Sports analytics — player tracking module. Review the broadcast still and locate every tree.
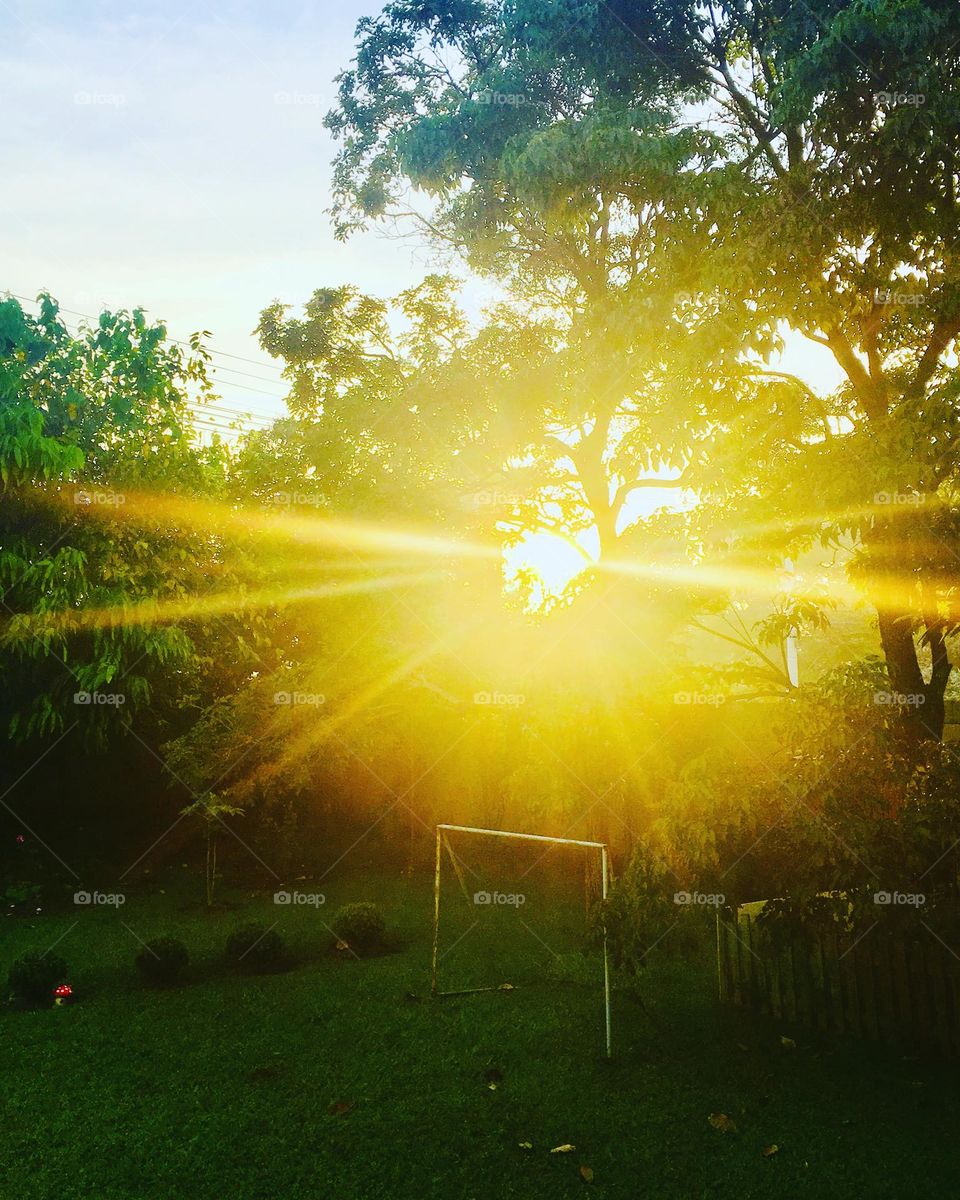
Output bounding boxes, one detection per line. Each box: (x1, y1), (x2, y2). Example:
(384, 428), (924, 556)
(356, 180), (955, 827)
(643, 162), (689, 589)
(328, 0), (960, 737)
(0, 295), (261, 745)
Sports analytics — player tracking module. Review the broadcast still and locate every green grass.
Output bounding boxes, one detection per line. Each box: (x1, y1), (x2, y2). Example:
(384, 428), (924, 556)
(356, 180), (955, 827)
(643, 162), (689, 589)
(2, 872), (959, 1199)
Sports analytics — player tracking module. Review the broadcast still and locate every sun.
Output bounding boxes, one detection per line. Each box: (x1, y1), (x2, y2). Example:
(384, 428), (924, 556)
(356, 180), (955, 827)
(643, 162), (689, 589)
(504, 531), (594, 605)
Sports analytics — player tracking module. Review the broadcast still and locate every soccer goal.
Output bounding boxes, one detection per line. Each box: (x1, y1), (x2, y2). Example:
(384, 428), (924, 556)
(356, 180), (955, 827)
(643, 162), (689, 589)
(430, 823), (612, 1058)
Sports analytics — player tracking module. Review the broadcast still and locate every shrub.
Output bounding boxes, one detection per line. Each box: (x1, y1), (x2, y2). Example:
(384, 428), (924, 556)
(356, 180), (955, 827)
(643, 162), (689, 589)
(332, 902), (386, 953)
(225, 923), (286, 973)
(135, 936), (189, 986)
(8, 951), (68, 1007)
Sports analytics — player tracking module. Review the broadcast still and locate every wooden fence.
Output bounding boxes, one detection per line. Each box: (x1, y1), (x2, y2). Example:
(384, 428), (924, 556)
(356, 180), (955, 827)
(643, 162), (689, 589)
(716, 902), (960, 1058)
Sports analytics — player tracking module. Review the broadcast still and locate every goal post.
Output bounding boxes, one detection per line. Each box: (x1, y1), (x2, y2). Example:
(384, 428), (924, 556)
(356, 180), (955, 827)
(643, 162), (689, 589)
(430, 823), (612, 1059)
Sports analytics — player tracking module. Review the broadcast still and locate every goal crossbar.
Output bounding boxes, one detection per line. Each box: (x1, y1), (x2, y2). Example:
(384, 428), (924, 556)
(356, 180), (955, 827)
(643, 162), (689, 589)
(437, 822), (606, 850)
(431, 823), (612, 1058)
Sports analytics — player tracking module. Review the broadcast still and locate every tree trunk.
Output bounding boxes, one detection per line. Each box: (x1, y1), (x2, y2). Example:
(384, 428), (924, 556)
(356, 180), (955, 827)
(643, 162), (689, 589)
(876, 607), (950, 741)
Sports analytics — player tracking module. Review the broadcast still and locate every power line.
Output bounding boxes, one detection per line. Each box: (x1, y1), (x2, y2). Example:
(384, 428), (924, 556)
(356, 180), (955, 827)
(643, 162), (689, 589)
(4, 290), (287, 377)
(5, 290), (290, 423)
(206, 375), (287, 401)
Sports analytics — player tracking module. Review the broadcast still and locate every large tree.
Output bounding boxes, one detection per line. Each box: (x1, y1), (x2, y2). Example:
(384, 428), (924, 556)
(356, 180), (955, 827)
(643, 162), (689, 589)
(327, 0), (960, 737)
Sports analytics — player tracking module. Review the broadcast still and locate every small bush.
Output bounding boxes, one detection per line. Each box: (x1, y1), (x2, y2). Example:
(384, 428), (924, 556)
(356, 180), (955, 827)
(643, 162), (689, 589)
(135, 936), (189, 986)
(8, 951), (68, 1007)
(332, 902), (386, 953)
(225, 923), (286, 973)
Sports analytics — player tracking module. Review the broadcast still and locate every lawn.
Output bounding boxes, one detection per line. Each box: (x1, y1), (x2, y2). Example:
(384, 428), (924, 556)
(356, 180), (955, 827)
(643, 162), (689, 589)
(2, 872), (959, 1200)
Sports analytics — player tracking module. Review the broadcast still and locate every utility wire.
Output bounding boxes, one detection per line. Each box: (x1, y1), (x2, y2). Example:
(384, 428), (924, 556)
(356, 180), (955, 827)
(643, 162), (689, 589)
(5, 290), (288, 427)
(4, 290), (287, 378)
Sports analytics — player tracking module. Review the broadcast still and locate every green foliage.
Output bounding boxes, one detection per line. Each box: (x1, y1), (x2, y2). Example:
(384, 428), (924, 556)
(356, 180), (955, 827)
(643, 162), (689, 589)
(328, 0), (960, 734)
(0, 294), (256, 748)
(594, 851), (689, 974)
(135, 936), (190, 986)
(8, 950), (68, 1006)
(331, 901), (387, 952)
(225, 923), (287, 973)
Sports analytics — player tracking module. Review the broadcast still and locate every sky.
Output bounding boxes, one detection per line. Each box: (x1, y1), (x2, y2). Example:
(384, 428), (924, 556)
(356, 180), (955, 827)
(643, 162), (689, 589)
(2, 0), (845, 578)
(1, 0), (433, 429)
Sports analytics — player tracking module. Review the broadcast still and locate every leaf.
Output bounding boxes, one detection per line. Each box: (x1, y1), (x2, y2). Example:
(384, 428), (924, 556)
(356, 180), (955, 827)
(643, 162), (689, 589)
(780, 1036), (796, 1049)
(498, 982), (515, 990)
(708, 1113), (737, 1133)
(762, 1144), (779, 1157)
(580, 1165), (594, 1182)
(551, 1144), (576, 1154)
(518, 1141), (533, 1152)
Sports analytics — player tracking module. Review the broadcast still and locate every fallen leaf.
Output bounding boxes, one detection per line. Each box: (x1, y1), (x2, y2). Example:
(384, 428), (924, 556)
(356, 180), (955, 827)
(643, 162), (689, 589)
(518, 1142), (533, 1152)
(498, 982), (515, 991)
(708, 1113), (738, 1133)
(780, 1036), (796, 1049)
(762, 1144), (779, 1157)
(335, 939), (350, 952)
(550, 1144), (576, 1154)
(487, 1082), (499, 1091)
(580, 1165), (594, 1183)
(328, 1100), (354, 1116)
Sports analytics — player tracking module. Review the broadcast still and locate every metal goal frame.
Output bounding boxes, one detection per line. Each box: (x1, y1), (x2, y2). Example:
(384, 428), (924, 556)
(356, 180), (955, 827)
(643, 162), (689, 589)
(430, 822), (612, 1058)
